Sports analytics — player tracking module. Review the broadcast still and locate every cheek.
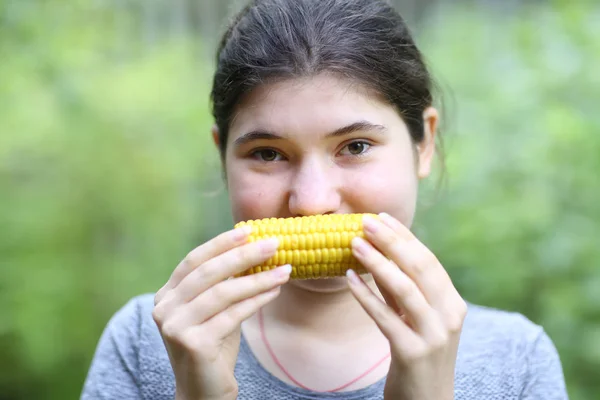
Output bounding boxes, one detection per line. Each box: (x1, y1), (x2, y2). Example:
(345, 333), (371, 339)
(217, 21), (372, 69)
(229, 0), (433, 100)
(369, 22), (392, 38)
(227, 167), (287, 223)
(344, 154), (419, 226)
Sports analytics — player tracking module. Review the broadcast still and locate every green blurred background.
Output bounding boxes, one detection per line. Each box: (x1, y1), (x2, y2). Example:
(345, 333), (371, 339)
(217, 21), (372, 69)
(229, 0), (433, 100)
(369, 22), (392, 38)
(1, 0), (598, 399)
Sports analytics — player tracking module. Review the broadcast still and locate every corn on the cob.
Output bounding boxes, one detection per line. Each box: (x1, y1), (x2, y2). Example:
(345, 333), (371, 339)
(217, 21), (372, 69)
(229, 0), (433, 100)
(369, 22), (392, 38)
(234, 213), (376, 279)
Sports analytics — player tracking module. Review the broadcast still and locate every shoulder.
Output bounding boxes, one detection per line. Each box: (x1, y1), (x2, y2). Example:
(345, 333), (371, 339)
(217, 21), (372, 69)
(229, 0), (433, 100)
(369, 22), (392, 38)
(460, 301), (550, 360)
(104, 293), (176, 396)
(455, 302), (567, 399)
(108, 292), (164, 350)
(463, 301), (544, 341)
(104, 293), (157, 340)
(117, 292), (156, 318)
(95, 293), (163, 365)
(82, 293), (171, 399)
(109, 293), (154, 324)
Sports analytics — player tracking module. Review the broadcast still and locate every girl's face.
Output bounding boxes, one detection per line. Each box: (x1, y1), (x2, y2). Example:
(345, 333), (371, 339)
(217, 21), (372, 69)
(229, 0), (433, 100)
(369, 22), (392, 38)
(215, 73), (437, 289)
(220, 73), (436, 225)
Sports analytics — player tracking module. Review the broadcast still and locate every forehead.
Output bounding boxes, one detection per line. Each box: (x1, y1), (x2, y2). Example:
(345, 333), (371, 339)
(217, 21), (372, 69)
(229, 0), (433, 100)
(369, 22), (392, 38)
(228, 73), (400, 139)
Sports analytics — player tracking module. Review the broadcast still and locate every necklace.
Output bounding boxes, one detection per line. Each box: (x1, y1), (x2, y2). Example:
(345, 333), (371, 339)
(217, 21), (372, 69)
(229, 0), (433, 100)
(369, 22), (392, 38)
(257, 307), (391, 393)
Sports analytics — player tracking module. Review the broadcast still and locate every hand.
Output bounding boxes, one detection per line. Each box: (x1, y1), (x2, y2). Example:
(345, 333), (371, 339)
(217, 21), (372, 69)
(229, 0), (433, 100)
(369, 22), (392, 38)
(347, 213), (467, 400)
(152, 226), (292, 400)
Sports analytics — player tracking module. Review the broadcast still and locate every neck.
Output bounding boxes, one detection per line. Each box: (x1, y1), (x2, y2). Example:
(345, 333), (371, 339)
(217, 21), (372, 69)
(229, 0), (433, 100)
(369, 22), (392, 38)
(244, 274), (392, 393)
(264, 274), (384, 341)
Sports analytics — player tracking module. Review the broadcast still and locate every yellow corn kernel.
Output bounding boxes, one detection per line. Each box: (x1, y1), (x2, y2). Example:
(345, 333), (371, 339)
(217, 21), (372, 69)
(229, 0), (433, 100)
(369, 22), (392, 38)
(234, 213), (377, 279)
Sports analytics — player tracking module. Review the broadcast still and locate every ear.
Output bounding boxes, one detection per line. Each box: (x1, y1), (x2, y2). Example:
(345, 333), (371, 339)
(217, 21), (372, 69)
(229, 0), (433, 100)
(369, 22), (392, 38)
(212, 124), (228, 182)
(212, 124), (220, 150)
(417, 106), (438, 179)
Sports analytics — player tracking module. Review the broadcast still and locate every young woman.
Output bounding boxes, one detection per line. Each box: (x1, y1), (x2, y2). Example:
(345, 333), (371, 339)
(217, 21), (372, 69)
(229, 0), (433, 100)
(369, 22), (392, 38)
(81, 0), (568, 399)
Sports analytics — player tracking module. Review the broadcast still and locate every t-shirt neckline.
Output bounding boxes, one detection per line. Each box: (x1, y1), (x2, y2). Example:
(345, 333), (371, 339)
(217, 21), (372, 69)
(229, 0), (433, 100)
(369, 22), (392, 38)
(238, 330), (387, 399)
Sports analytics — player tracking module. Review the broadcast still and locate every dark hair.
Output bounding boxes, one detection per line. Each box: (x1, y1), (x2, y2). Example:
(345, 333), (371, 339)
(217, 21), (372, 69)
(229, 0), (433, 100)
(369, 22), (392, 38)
(210, 0), (440, 164)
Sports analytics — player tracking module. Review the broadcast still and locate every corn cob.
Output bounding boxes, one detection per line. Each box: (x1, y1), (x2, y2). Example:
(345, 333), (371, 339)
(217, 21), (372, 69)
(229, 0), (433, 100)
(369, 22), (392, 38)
(234, 213), (376, 279)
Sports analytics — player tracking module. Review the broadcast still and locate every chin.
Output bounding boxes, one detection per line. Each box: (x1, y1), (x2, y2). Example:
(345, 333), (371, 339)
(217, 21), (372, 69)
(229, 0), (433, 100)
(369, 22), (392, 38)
(288, 273), (372, 294)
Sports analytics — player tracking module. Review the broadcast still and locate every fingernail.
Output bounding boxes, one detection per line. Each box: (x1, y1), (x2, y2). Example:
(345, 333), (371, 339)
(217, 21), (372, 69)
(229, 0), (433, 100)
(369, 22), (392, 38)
(352, 236), (368, 257)
(233, 225), (252, 241)
(346, 268), (360, 285)
(362, 215), (378, 234)
(379, 212), (392, 221)
(260, 237), (279, 254)
(378, 212), (396, 229)
(273, 264), (292, 278)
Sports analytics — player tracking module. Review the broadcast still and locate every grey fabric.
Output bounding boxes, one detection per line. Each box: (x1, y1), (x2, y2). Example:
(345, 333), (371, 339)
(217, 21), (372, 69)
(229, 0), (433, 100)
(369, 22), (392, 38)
(81, 294), (569, 399)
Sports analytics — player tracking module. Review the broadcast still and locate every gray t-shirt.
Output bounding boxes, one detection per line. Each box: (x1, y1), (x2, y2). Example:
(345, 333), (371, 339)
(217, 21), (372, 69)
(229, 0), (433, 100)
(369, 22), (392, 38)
(80, 294), (568, 399)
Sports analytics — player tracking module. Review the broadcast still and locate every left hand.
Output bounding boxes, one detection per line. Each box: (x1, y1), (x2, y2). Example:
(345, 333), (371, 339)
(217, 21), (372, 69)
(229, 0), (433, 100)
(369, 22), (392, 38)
(346, 213), (467, 400)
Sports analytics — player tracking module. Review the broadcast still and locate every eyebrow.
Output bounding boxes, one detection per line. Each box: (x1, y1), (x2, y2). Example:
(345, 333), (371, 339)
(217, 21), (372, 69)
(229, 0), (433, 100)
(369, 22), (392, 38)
(233, 121), (387, 147)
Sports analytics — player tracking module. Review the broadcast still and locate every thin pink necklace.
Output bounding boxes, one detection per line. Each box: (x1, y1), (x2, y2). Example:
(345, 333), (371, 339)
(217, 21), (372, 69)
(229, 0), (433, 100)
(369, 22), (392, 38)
(257, 307), (391, 393)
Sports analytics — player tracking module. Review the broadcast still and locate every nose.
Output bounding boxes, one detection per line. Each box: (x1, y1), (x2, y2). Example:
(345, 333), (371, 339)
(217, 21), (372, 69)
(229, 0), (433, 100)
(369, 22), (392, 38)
(288, 157), (341, 217)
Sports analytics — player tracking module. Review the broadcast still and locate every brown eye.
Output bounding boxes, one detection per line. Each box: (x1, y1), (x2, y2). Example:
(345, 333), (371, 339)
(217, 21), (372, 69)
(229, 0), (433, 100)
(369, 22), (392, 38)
(256, 149), (281, 161)
(344, 141), (370, 156)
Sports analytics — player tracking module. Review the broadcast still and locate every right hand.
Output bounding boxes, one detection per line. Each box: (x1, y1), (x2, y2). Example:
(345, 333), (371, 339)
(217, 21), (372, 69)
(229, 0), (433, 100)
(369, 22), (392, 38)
(152, 226), (291, 400)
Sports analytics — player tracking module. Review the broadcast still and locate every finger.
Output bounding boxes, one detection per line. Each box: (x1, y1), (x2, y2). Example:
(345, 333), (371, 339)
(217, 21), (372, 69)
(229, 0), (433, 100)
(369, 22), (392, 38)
(197, 285), (283, 339)
(346, 269), (420, 351)
(168, 237), (280, 304)
(352, 236), (441, 338)
(377, 283), (403, 315)
(164, 265), (291, 330)
(365, 215), (467, 332)
(375, 284), (416, 329)
(362, 215), (449, 308)
(155, 225), (253, 304)
(377, 212), (415, 241)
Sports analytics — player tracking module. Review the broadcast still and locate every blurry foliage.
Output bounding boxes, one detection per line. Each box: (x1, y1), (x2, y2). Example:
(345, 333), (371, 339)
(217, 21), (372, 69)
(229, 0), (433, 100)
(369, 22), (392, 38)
(415, 2), (600, 399)
(1, 2), (226, 399)
(0, 0), (598, 399)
